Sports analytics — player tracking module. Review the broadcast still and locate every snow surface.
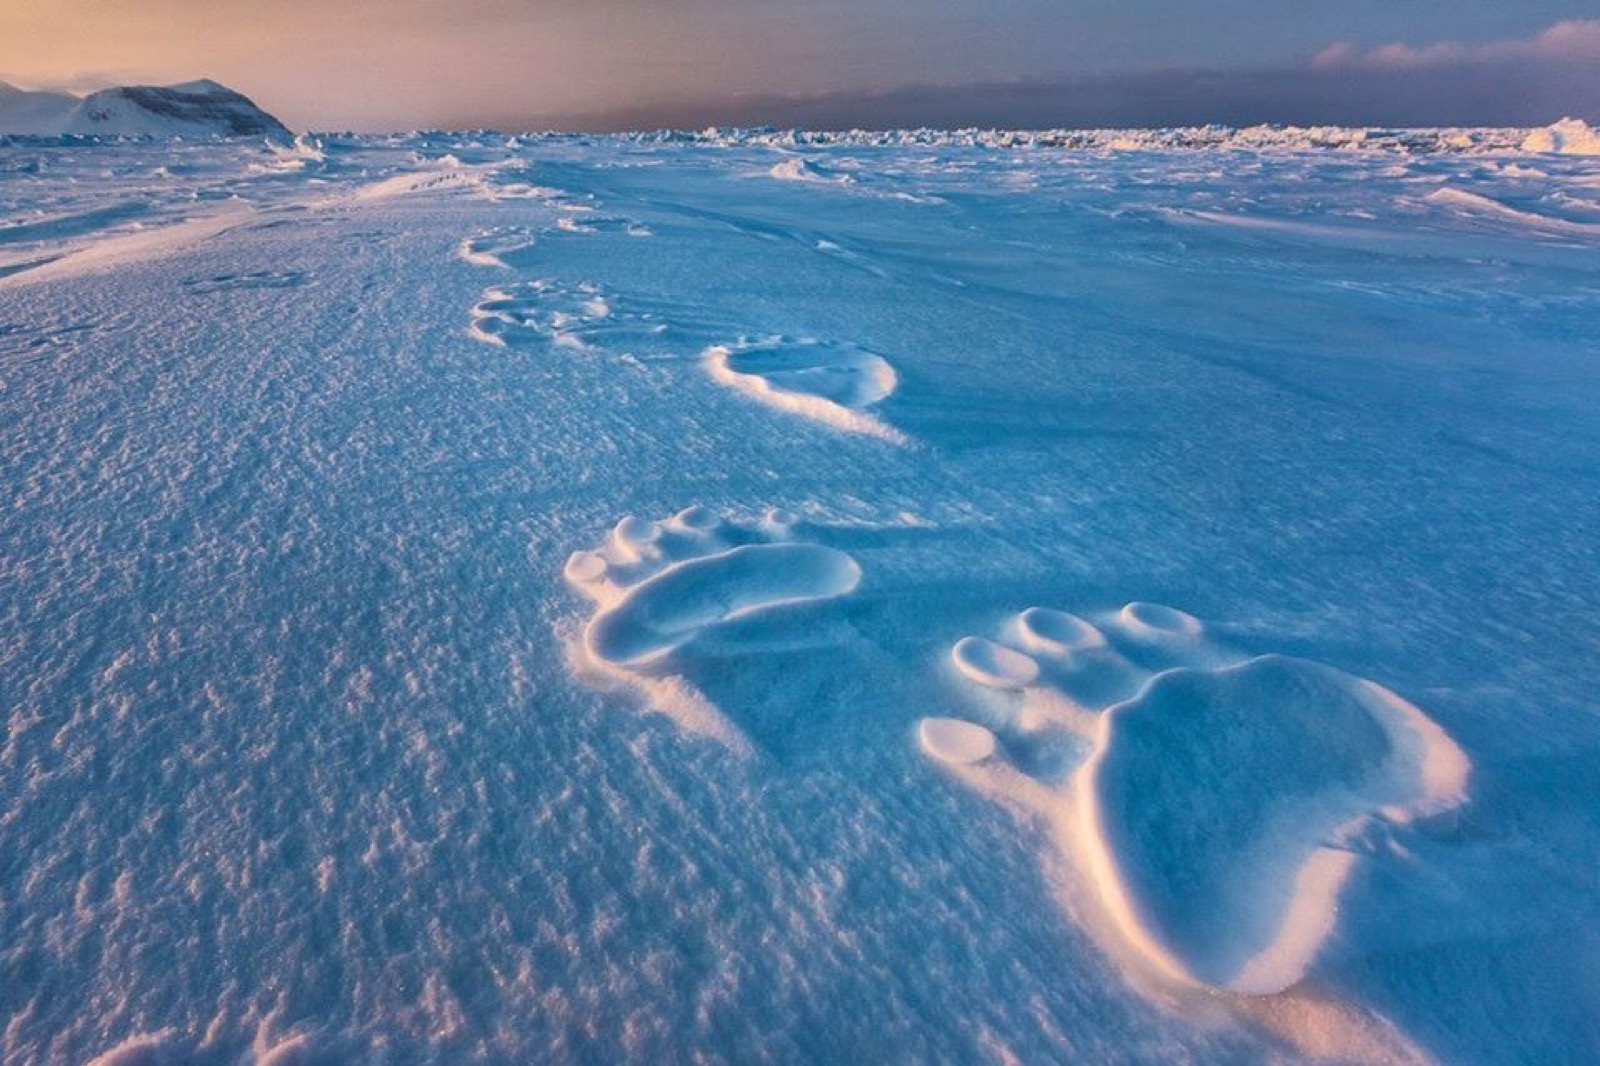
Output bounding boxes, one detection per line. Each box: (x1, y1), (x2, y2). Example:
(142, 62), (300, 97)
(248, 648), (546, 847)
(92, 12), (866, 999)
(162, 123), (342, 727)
(2, 127), (1599, 1065)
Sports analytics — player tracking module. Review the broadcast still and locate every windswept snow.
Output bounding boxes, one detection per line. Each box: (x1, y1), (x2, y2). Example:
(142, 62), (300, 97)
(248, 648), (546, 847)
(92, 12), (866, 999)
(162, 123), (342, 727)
(1426, 186), (1600, 235)
(2, 126), (1598, 1066)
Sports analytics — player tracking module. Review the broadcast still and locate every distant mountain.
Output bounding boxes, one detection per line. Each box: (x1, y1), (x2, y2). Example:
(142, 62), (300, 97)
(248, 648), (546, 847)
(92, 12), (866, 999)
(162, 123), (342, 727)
(0, 81), (78, 134)
(0, 79), (290, 139)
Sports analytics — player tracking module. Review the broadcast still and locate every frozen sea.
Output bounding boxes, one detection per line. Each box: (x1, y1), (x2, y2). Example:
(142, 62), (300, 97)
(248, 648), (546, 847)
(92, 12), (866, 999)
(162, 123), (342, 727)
(1, 126), (1598, 1065)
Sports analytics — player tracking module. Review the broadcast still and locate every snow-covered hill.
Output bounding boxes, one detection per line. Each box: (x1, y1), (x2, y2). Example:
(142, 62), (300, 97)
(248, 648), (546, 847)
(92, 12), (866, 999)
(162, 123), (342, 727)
(0, 78), (289, 139)
(0, 81), (77, 135)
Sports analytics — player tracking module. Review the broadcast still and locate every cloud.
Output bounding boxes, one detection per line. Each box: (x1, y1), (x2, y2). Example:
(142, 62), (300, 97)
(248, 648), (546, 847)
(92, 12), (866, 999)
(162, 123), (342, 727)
(1313, 19), (1600, 71)
(509, 20), (1600, 132)
(6, 10), (1598, 131)
(0, 70), (133, 95)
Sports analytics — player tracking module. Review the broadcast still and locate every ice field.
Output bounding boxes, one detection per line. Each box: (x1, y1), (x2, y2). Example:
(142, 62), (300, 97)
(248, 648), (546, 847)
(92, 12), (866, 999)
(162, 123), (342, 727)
(2, 125), (1598, 1064)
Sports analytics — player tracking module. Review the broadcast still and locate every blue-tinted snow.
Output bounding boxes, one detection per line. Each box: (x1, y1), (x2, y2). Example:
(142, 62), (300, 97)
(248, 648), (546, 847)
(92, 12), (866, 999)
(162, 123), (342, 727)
(1, 126), (1597, 1065)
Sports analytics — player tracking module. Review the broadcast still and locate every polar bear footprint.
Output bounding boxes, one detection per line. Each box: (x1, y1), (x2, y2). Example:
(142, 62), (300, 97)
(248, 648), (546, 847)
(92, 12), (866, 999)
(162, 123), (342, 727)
(920, 603), (1471, 998)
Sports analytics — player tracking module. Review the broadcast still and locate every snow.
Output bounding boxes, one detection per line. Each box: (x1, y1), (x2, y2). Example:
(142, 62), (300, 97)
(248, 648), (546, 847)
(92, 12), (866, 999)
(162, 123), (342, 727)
(1083, 653), (1471, 995)
(768, 155), (854, 184)
(1521, 117), (1600, 156)
(918, 717), (998, 764)
(951, 636), (1042, 689)
(929, 604), (1474, 1000)
(79, 1030), (181, 1066)
(630, 123), (1537, 153)
(1426, 186), (1600, 235)
(2, 126), (1598, 1066)
(1014, 607), (1109, 655)
(573, 517), (862, 671)
(703, 337), (905, 443)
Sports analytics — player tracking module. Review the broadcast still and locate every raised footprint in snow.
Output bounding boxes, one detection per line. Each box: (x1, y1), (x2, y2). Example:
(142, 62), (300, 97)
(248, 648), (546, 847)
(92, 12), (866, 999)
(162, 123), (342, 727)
(468, 277), (905, 440)
(457, 226), (538, 269)
(703, 336), (905, 444)
(458, 210), (649, 269)
(470, 280), (616, 350)
(470, 280), (732, 355)
(563, 507), (861, 753)
(921, 603), (1471, 997)
(553, 212), (652, 237)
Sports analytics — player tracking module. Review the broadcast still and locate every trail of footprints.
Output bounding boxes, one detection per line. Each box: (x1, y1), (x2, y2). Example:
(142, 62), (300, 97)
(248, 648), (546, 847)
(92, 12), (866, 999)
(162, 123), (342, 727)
(560, 505), (1471, 1004)
(458, 209), (906, 441)
(456, 181), (650, 267)
(462, 203), (1472, 1015)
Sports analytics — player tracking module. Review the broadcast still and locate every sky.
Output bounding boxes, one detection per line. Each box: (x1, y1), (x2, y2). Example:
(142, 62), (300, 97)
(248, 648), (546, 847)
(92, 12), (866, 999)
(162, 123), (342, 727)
(1, 1), (1598, 130)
